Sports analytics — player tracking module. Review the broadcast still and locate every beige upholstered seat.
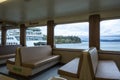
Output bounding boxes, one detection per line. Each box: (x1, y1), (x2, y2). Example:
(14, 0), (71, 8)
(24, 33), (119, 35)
(96, 61), (120, 80)
(0, 45), (21, 64)
(58, 58), (80, 78)
(0, 54), (15, 59)
(58, 47), (120, 80)
(7, 45), (60, 76)
(87, 47), (120, 80)
(58, 54), (83, 80)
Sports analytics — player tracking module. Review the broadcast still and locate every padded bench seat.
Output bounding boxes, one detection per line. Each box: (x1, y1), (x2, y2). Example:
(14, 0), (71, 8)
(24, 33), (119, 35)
(0, 45), (21, 64)
(0, 54), (15, 59)
(0, 54), (15, 65)
(58, 56), (83, 80)
(85, 47), (120, 80)
(58, 47), (120, 80)
(96, 61), (120, 80)
(7, 45), (60, 76)
(58, 58), (80, 78)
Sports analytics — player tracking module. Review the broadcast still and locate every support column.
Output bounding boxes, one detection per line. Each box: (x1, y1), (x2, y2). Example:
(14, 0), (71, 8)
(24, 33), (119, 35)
(47, 20), (55, 48)
(89, 14), (100, 50)
(1, 26), (7, 46)
(20, 24), (26, 46)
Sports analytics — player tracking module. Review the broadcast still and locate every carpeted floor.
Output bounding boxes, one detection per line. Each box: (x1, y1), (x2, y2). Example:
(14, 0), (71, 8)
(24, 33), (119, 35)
(0, 64), (63, 80)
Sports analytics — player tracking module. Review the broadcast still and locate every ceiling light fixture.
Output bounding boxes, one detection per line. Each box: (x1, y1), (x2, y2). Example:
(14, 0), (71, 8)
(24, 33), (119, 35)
(0, 0), (7, 3)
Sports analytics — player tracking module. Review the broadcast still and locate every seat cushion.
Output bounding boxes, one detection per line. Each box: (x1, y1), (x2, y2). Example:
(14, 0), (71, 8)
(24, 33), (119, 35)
(95, 60), (120, 80)
(88, 47), (98, 74)
(0, 54), (15, 59)
(58, 58), (80, 78)
(22, 55), (60, 68)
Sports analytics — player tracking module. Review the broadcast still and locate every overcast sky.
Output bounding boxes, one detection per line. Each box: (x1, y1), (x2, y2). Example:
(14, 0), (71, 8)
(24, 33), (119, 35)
(100, 19), (120, 36)
(40, 19), (120, 37)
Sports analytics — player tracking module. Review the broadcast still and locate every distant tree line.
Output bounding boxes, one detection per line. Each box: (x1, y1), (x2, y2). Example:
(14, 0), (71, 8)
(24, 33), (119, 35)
(54, 36), (81, 44)
(34, 35), (81, 46)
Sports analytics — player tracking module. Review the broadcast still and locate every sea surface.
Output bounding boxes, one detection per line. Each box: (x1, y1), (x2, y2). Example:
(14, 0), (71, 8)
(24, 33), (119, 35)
(55, 42), (120, 51)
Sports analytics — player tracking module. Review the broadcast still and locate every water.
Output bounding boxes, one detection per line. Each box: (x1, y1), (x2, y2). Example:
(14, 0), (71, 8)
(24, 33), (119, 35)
(55, 42), (89, 49)
(55, 42), (120, 51)
(1, 40), (119, 51)
(100, 42), (120, 51)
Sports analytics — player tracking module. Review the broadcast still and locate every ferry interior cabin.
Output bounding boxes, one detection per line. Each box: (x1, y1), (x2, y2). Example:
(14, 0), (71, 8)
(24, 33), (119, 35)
(0, 0), (120, 80)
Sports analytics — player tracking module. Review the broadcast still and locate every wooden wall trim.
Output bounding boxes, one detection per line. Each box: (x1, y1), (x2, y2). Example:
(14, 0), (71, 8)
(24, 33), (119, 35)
(47, 20), (55, 48)
(1, 26), (7, 46)
(20, 24), (26, 46)
(89, 14), (100, 50)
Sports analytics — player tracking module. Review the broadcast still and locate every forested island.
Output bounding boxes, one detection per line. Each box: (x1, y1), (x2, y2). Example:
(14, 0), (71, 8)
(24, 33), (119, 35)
(34, 36), (81, 46)
(54, 36), (81, 44)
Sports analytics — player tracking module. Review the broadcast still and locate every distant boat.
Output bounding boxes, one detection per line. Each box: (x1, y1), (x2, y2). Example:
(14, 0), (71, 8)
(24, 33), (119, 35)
(0, 36), (19, 45)
(26, 28), (47, 46)
(0, 28), (47, 46)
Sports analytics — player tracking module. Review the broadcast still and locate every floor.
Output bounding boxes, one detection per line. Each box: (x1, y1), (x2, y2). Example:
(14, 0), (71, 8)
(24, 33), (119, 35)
(0, 64), (63, 80)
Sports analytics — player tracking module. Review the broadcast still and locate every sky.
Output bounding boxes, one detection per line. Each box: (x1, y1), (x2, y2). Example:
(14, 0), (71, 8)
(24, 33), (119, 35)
(100, 19), (120, 36)
(39, 19), (120, 37)
(0, 19), (119, 37)
(40, 22), (89, 36)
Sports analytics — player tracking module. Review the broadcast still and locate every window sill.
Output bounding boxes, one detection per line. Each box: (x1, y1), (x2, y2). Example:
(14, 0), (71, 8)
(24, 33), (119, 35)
(98, 50), (120, 55)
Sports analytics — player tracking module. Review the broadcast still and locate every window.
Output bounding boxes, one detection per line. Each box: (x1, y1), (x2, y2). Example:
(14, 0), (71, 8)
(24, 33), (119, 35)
(100, 19), (120, 51)
(26, 26), (47, 46)
(54, 22), (89, 49)
(6, 29), (20, 45)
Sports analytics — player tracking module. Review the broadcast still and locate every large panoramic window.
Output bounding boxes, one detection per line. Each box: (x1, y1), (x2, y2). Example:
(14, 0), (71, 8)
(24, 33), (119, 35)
(54, 22), (89, 49)
(6, 29), (20, 45)
(26, 26), (47, 46)
(100, 19), (120, 51)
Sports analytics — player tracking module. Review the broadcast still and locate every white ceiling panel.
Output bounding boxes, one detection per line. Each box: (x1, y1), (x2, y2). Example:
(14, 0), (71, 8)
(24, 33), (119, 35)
(0, 0), (120, 23)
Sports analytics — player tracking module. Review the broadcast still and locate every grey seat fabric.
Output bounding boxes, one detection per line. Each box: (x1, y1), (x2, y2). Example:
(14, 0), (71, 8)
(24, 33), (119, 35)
(96, 61), (120, 80)
(88, 47), (120, 80)
(58, 57), (82, 78)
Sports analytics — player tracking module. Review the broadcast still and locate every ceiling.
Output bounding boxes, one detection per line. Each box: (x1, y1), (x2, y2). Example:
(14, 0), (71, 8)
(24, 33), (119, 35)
(0, 0), (120, 24)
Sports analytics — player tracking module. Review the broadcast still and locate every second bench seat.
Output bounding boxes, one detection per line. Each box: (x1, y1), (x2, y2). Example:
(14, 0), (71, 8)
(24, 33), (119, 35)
(58, 58), (80, 78)
(7, 45), (60, 76)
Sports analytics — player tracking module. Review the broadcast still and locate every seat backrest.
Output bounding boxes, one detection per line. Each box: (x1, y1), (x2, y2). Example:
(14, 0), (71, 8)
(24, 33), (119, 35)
(79, 47), (98, 80)
(20, 45), (52, 62)
(88, 47), (98, 75)
(80, 47), (98, 80)
(0, 45), (21, 55)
